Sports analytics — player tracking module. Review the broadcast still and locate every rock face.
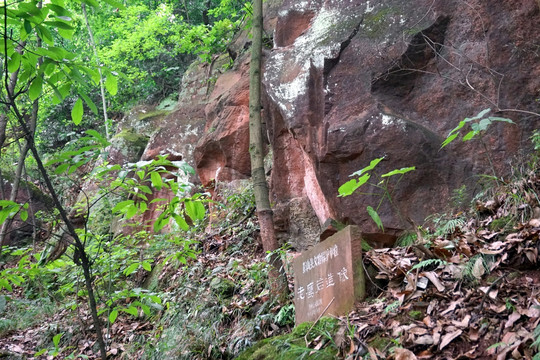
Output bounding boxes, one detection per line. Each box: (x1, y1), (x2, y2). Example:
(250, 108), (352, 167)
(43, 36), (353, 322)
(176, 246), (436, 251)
(194, 0), (539, 249)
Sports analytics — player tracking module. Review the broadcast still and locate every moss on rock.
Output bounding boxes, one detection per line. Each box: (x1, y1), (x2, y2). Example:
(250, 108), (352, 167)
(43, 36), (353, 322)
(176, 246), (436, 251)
(235, 317), (339, 360)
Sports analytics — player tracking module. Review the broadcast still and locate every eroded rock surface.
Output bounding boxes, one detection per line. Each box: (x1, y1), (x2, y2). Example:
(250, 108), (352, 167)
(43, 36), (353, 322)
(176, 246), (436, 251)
(194, 0), (539, 249)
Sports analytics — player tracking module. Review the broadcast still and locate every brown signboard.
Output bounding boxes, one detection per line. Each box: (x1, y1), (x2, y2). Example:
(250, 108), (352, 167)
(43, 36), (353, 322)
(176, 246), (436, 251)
(293, 226), (365, 324)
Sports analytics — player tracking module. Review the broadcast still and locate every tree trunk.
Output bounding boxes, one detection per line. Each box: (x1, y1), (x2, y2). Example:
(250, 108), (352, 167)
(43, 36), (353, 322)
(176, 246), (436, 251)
(248, 0), (289, 302)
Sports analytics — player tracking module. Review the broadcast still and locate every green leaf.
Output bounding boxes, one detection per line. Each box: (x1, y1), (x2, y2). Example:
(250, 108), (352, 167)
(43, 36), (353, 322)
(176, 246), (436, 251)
(141, 261), (152, 272)
(54, 162), (69, 174)
(44, 20), (73, 30)
(82, 0), (99, 7)
(112, 200), (134, 213)
(338, 173), (371, 197)
(172, 213), (189, 231)
(488, 116), (514, 124)
(109, 309), (118, 323)
(150, 172), (162, 189)
(150, 295), (162, 304)
(126, 204), (138, 219)
(138, 201), (147, 214)
(105, 75), (118, 96)
(381, 166), (416, 178)
(350, 157), (384, 177)
(185, 200), (205, 221)
(8, 52), (21, 73)
(102, 0), (126, 9)
(71, 98), (83, 125)
(28, 76), (43, 101)
(23, 20), (32, 35)
(123, 263), (139, 276)
(462, 130), (478, 141)
(140, 303), (150, 316)
(0, 278), (13, 292)
(53, 333), (62, 347)
(20, 211), (28, 222)
(123, 306), (138, 316)
(367, 206), (384, 231)
(85, 129), (109, 147)
(471, 108), (491, 120)
(34, 349), (47, 356)
(441, 133), (459, 148)
(78, 91), (98, 115)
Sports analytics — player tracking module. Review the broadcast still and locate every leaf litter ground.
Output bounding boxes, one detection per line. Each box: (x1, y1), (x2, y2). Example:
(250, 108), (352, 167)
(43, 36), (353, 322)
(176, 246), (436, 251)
(0, 170), (539, 359)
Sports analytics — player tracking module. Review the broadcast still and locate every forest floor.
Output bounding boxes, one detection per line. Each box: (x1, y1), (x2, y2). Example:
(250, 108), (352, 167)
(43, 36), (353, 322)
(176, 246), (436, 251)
(0, 169), (539, 359)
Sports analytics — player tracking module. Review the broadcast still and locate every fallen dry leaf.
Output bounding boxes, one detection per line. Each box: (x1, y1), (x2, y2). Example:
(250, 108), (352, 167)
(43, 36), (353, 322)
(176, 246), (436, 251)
(505, 312), (521, 329)
(393, 348), (418, 360)
(439, 329), (462, 350)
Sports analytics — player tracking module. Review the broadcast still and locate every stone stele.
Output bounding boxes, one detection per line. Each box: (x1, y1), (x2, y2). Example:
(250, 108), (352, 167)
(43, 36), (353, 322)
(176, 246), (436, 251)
(293, 225), (365, 324)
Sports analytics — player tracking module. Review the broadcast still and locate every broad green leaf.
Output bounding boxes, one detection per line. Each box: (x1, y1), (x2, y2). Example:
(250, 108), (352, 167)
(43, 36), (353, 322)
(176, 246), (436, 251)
(140, 303), (150, 316)
(338, 173), (371, 197)
(20, 211), (28, 222)
(23, 20), (32, 35)
(123, 306), (138, 316)
(78, 90), (98, 114)
(126, 204), (138, 219)
(28, 76), (43, 101)
(53, 333), (62, 347)
(123, 263), (139, 276)
(58, 28), (75, 40)
(36, 25), (54, 46)
(172, 213), (189, 231)
(105, 75), (118, 96)
(185, 200), (205, 221)
(44, 20), (73, 30)
(477, 118), (492, 131)
(71, 98), (83, 125)
(85, 129), (109, 147)
(34, 349), (47, 357)
(447, 120), (467, 137)
(138, 185), (152, 194)
(462, 130), (478, 141)
(141, 261), (152, 272)
(150, 295), (162, 304)
(109, 309), (118, 323)
(8, 52), (21, 73)
(367, 206), (384, 231)
(138, 201), (147, 214)
(441, 133), (458, 148)
(150, 172), (162, 189)
(153, 214), (168, 232)
(351, 157), (384, 177)
(470, 108), (491, 120)
(488, 116), (514, 124)
(0, 278), (12, 292)
(112, 200), (133, 213)
(136, 170), (145, 180)
(381, 166), (416, 178)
